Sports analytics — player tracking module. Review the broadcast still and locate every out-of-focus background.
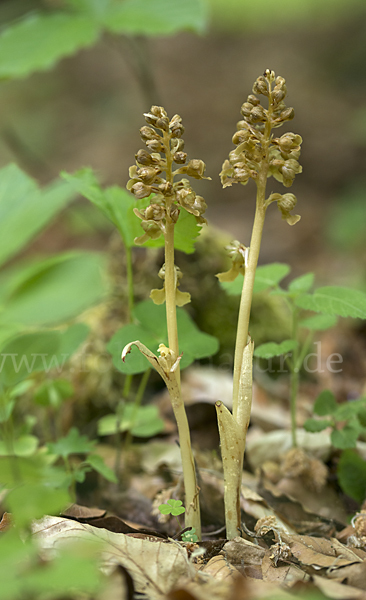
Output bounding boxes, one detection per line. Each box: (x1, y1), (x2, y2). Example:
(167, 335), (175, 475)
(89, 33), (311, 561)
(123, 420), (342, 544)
(1, 0), (365, 288)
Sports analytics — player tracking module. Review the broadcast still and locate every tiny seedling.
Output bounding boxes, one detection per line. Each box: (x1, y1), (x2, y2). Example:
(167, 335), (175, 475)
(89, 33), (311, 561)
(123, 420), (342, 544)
(158, 500), (199, 543)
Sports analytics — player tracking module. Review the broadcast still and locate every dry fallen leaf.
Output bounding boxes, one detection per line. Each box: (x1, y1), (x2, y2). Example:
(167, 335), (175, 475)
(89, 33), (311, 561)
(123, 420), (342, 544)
(33, 516), (192, 600)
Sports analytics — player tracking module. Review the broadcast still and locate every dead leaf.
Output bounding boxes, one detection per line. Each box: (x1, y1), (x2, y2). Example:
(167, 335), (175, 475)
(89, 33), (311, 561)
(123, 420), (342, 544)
(261, 550), (308, 584)
(312, 574), (366, 599)
(33, 516), (192, 600)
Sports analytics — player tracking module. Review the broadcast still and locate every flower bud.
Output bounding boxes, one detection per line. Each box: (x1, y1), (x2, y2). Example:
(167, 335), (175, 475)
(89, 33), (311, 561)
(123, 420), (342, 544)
(135, 149), (153, 166)
(158, 181), (173, 195)
(173, 151), (187, 164)
(241, 102), (254, 118)
(146, 139), (164, 152)
(151, 106), (167, 118)
(131, 182), (152, 199)
(250, 105), (267, 123)
(170, 115), (185, 138)
(253, 76), (269, 96)
(247, 94), (260, 106)
(156, 116), (170, 131)
(145, 203), (165, 221)
(140, 126), (160, 141)
(279, 107), (295, 121)
(232, 130), (250, 145)
(137, 166), (161, 184)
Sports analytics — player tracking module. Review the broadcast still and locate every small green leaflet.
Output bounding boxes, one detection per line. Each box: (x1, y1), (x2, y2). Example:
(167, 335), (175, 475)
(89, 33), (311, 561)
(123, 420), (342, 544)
(295, 286), (366, 319)
(47, 427), (96, 459)
(303, 419), (330, 433)
(221, 263), (290, 296)
(313, 390), (337, 416)
(254, 339), (298, 359)
(158, 499), (185, 516)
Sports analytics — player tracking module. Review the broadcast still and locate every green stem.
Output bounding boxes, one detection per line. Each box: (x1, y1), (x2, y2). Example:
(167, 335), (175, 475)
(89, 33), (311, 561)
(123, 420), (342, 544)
(160, 130), (200, 538)
(232, 201), (266, 412)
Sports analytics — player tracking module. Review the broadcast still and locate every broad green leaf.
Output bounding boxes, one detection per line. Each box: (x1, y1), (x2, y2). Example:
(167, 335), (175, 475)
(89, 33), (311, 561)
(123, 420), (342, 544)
(337, 449), (366, 503)
(313, 390), (337, 416)
(65, 0), (114, 18)
(288, 272), (314, 293)
(58, 323), (90, 359)
(334, 399), (366, 421)
(0, 331), (61, 386)
(331, 426), (358, 449)
(221, 263), (290, 296)
(295, 287), (366, 320)
(98, 404), (164, 437)
(109, 300), (219, 374)
(0, 532), (102, 599)
(254, 339), (298, 359)
(86, 454), (118, 483)
(0, 434), (38, 456)
(63, 169), (141, 247)
(65, 169), (201, 253)
(303, 418), (331, 433)
(47, 427), (95, 458)
(0, 252), (107, 327)
(141, 207), (202, 254)
(0, 165), (76, 267)
(0, 455), (66, 487)
(103, 0), (208, 35)
(5, 483), (70, 528)
(0, 13), (99, 79)
(299, 314), (337, 331)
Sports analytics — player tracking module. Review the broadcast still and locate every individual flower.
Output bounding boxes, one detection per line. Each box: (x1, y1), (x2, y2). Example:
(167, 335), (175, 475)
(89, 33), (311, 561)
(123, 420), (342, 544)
(266, 192), (300, 225)
(150, 265), (191, 307)
(216, 241), (249, 282)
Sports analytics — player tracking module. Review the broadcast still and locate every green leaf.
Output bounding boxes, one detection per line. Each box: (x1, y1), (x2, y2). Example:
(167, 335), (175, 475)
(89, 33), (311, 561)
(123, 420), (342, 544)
(220, 262), (290, 296)
(0, 331), (61, 386)
(0, 434), (39, 456)
(108, 300), (219, 374)
(103, 0), (208, 35)
(299, 314), (337, 331)
(0, 165), (76, 267)
(159, 499), (185, 516)
(86, 454), (118, 483)
(254, 339), (298, 359)
(48, 427), (95, 458)
(0, 252), (107, 327)
(5, 483), (70, 528)
(313, 390), (337, 416)
(337, 450), (366, 503)
(181, 527), (198, 542)
(0, 13), (99, 79)
(98, 404), (164, 438)
(64, 169), (201, 253)
(288, 272), (314, 293)
(331, 426), (358, 449)
(63, 169), (141, 248)
(295, 287), (366, 319)
(140, 207), (201, 254)
(334, 399), (366, 421)
(303, 418), (331, 433)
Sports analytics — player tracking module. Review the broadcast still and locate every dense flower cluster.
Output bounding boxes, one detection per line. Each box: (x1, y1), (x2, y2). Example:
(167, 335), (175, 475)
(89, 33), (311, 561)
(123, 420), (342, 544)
(127, 106), (209, 245)
(220, 69), (302, 225)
